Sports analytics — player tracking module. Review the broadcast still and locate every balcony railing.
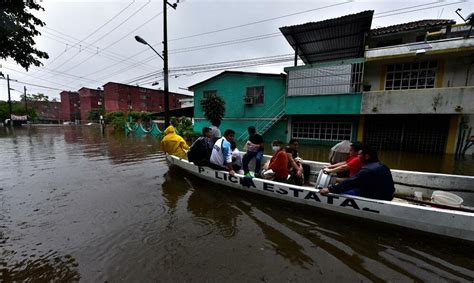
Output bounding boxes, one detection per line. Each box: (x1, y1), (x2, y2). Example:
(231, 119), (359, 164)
(285, 59), (364, 96)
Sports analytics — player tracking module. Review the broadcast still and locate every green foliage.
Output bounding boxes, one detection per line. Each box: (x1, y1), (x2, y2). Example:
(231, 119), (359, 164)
(200, 94), (225, 126)
(0, 1), (49, 77)
(111, 116), (127, 131)
(170, 116), (199, 139)
(0, 101), (37, 122)
(128, 111), (152, 122)
(104, 111), (125, 124)
(87, 109), (101, 121)
(103, 111), (125, 131)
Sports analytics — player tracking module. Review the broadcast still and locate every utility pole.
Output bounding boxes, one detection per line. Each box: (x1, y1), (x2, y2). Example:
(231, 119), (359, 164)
(163, 0), (170, 127)
(7, 75), (12, 125)
(24, 86), (28, 120)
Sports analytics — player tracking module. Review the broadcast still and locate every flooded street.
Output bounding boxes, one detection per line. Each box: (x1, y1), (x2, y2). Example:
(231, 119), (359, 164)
(1, 126), (474, 282)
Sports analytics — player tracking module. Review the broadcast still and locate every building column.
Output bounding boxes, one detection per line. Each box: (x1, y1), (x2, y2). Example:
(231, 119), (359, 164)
(445, 115), (461, 154)
(357, 115), (365, 141)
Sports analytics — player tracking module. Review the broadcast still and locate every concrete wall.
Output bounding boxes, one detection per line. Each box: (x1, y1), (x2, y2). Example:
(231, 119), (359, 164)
(360, 86), (474, 114)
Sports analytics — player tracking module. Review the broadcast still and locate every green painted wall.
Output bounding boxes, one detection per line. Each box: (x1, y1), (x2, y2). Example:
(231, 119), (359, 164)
(193, 72), (287, 141)
(193, 73), (286, 119)
(285, 94), (362, 115)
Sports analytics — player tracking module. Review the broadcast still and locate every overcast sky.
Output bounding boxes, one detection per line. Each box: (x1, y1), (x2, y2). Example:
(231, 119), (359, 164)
(1, 0), (473, 101)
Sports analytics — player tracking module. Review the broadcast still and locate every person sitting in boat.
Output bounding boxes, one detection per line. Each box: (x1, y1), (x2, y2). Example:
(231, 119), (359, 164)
(187, 127), (212, 166)
(210, 120), (222, 146)
(230, 141), (244, 174)
(320, 144), (395, 201)
(324, 141), (363, 182)
(285, 139), (311, 186)
(262, 140), (289, 182)
(161, 125), (190, 160)
(242, 126), (264, 178)
(209, 129), (236, 176)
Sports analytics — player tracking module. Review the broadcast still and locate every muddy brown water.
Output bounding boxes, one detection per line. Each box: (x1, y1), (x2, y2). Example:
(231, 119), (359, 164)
(1, 126), (474, 282)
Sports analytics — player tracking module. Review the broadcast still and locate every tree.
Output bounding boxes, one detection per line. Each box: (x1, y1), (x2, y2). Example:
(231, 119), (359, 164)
(200, 94), (225, 126)
(0, 1), (49, 77)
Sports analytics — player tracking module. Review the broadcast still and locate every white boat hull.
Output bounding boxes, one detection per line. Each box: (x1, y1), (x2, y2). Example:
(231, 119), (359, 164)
(166, 155), (474, 242)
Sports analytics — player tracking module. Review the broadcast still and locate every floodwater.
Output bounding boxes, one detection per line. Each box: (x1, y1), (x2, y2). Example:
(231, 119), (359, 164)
(1, 126), (474, 282)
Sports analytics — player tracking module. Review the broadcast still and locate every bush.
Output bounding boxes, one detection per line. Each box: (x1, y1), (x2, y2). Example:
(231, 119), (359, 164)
(171, 116), (197, 139)
(104, 111), (125, 124)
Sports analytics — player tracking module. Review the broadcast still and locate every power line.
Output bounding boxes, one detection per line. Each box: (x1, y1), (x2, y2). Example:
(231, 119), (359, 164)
(0, 77), (66, 92)
(46, 0), (151, 74)
(168, 2), (351, 42)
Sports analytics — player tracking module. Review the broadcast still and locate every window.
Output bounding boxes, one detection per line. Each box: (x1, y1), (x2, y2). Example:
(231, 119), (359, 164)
(203, 90), (217, 98)
(245, 86), (264, 104)
(385, 61), (437, 90)
(292, 122), (352, 141)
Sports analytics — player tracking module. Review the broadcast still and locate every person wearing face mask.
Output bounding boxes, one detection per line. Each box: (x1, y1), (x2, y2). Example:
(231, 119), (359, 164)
(264, 140), (289, 182)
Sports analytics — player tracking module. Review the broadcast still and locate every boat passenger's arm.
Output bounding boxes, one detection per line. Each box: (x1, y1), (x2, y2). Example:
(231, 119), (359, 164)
(325, 161), (346, 169)
(325, 164), (349, 174)
(329, 167), (369, 194)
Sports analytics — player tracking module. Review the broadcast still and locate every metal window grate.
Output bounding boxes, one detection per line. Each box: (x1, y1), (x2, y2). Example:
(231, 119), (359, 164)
(363, 115), (448, 153)
(245, 86), (264, 104)
(292, 121), (352, 141)
(385, 61), (437, 90)
(287, 62), (364, 96)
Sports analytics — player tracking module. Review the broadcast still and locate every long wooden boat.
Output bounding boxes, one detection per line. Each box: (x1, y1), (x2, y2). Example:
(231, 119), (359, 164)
(166, 154), (474, 242)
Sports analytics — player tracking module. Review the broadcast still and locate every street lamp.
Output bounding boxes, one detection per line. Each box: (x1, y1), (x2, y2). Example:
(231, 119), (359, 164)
(134, 0), (178, 128)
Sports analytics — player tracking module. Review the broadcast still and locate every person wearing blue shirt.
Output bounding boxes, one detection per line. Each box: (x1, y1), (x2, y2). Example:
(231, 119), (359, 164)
(320, 144), (395, 201)
(209, 129), (236, 176)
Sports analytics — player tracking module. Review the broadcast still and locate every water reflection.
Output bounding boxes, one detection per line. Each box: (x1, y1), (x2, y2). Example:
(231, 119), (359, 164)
(176, 168), (474, 281)
(1, 251), (81, 282)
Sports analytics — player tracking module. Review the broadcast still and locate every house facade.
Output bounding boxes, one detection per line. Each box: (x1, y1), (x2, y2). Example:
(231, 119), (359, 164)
(79, 87), (103, 121)
(282, 12), (473, 154)
(103, 82), (188, 114)
(189, 12), (474, 155)
(189, 71), (287, 142)
(60, 91), (80, 122)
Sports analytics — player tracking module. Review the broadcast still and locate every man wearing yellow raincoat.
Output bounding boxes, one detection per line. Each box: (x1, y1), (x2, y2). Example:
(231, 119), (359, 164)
(161, 125), (190, 160)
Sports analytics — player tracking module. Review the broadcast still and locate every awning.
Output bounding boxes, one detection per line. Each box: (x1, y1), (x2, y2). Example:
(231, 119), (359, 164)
(280, 10), (374, 64)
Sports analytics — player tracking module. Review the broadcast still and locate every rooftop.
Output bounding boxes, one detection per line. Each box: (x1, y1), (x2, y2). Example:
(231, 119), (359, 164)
(370, 19), (456, 36)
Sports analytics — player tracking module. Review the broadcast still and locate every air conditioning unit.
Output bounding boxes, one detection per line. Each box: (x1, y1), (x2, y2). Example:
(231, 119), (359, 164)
(243, 96), (254, 105)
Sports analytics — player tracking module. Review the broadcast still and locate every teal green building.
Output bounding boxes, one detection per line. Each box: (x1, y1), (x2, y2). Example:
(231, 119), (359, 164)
(189, 71), (287, 142)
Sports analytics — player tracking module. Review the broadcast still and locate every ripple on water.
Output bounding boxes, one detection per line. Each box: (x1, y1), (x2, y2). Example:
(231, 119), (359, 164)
(189, 216), (217, 238)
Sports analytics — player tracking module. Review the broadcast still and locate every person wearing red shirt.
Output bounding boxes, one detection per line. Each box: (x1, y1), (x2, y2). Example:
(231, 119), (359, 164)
(324, 142), (363, 182)
(265, 140), (289, 182)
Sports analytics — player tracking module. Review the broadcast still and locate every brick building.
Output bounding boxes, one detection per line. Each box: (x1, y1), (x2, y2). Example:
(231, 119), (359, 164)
(27, 99), (62, 123)
(103, 82), (189, 113)
(79, 87), (103, 121)
(60, 91), (80, 121)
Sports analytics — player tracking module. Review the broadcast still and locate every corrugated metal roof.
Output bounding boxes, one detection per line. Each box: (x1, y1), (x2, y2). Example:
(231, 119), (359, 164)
(279, 11), (374, 64)
(371, 19), (456, 36)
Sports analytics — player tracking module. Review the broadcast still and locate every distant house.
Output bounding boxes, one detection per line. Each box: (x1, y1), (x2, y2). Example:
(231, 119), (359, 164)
(188, 71), (287, 142)
(103, 82), (189, 114)
(79, 87), (103, 121)
(27, 99), (62, 123)
(60, 91), (80, 122)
